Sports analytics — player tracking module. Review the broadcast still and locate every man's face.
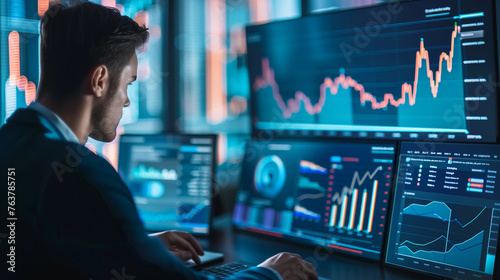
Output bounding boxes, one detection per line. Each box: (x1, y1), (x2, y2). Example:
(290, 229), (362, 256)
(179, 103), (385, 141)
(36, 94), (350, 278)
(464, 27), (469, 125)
(90, 52), (137, 142)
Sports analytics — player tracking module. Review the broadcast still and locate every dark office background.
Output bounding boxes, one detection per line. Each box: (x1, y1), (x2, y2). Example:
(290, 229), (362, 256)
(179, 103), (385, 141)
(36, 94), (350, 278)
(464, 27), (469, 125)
(1, 0), (500, 214)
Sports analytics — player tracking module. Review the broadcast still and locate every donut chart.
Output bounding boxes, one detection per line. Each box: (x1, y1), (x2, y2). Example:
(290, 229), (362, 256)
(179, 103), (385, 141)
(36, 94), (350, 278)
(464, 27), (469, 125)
(254, 155), (286, 198)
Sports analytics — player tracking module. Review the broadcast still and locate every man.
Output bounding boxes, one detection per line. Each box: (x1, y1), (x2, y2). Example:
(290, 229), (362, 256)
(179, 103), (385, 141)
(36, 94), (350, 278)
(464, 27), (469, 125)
(0, 2), (317, 280)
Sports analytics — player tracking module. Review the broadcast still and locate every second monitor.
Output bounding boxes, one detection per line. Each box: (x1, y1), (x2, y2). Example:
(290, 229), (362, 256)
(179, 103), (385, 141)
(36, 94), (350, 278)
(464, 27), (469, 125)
(233, 139), (396, 260)
(118, 134), (217, 234)
(386, 142), (500, 280)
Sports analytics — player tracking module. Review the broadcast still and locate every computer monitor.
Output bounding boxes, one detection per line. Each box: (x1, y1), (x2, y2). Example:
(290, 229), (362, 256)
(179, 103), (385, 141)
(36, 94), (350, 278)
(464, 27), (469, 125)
(233, 139), (396, 260)
(118, 134), (217, 234)
(385, 142), (500, 279)
(246, 0), (498, 142)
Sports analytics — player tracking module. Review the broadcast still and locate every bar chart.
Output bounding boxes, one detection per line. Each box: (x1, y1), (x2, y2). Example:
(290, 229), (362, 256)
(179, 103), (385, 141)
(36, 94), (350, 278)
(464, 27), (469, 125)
(292, 150), (393, 244)
(328, 179), (378, 233)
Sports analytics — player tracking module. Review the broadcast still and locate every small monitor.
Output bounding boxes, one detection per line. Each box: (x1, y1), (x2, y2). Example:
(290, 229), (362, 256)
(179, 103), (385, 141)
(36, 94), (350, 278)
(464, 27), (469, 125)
(386, 142), (500, 279)
(233, 139), (396, 260)
(118, 134), (217, 234)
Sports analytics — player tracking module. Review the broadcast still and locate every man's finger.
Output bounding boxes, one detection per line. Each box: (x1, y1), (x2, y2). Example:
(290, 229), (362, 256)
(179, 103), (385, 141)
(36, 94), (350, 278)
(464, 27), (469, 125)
(175, 237), (202, 264)
(304, 261), (316, 272)
(171, 250), (193, 261)
(180, 232), (204, 255)
(302, 262), (318, 280)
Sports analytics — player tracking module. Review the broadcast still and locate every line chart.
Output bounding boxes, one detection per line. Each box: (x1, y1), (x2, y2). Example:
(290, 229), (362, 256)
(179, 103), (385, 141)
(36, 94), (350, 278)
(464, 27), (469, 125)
(331, 166), (382, 205)
(253, 25), (461, 119)
(404, 201), (488, 228)
(297, 192), (325, 202)
(398, 230), (484, 271)
(397, 198), (492, 272)
(179, 200), (210, 223)
(246, 0), (500, 141)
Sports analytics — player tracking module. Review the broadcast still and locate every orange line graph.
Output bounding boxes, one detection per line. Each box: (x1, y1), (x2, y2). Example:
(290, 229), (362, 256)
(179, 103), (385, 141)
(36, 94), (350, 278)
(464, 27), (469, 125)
(331, 166), (382, 205)
(253, 25), (461, 119)
(8, 31), (37, 106)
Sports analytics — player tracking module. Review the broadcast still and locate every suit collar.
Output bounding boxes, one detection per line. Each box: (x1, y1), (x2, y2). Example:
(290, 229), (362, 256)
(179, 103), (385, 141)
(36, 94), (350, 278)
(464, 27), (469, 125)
(6, 108), (66, 141)
(28, 102), (80, 144)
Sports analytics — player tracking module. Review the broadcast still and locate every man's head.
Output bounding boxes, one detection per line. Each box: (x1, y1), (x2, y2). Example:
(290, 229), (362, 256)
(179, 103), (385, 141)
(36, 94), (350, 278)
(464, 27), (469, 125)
(38, 1), (148, 142)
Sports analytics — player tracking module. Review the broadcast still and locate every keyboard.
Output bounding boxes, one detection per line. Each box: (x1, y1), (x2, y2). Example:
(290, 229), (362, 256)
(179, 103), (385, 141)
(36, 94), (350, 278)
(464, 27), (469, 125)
(203, 261), (331, 280)
(202, 262), (250, 279)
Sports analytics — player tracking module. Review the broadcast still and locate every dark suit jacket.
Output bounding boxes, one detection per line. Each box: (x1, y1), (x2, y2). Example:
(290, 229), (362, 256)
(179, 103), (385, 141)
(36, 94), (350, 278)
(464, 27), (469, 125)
(0, 108), (278, 280)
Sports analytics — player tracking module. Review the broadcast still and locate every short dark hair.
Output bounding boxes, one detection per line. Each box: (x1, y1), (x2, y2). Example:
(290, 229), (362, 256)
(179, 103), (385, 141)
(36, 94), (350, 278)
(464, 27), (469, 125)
(39, 1), (149, 98)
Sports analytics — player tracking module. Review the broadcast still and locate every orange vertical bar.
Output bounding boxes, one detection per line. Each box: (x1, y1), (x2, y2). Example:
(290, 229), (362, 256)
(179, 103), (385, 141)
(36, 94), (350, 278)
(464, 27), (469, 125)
(348, 189), (358, 229)
(25, 82), (36, 105)
(329, 205), (337, 227)
(367, 180), (378, 233)
(17, 76), (27, 91)
(9, 31), (38, 106)
(101, 0), (116, 8)
(134, 11), (149, 27)
(205, 0), (227, 124)
(248, 0), (270, 24)
(357, 189), (368, 231)
(339, 195), (348, 228)
(217, 133), (227, 165)
(8, 31), (20, 86)
(38, 0), (50, 16)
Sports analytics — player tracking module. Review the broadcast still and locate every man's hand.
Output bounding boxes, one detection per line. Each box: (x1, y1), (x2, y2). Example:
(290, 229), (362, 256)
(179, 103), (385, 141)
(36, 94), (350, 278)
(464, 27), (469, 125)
(258, 252), (318, 280)
(149, 230), (205, 264)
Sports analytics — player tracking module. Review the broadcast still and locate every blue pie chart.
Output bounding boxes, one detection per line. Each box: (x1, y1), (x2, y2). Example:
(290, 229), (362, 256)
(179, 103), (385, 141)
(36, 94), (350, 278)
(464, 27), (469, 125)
(254, 155), (286, 198)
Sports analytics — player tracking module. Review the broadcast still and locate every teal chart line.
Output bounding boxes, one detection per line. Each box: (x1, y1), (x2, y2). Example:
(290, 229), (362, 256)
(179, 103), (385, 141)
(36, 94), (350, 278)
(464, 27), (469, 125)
(180, 200), (209, 221)
(403, 201), (487, 228)
(398, 230), (484, 271)
(399, 230), (484, 254)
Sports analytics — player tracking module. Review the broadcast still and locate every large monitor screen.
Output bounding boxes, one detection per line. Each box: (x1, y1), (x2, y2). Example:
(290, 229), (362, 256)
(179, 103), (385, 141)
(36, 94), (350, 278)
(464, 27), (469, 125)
(246, 0), (498, 142)
(386, 142), (500, 279)
(118, 134), (216, 234)
(233, 140), (396, 260)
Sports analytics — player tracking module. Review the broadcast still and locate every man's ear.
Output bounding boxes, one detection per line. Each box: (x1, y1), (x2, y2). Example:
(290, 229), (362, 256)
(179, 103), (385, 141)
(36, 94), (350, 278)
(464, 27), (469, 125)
(90, 65), (108, 98)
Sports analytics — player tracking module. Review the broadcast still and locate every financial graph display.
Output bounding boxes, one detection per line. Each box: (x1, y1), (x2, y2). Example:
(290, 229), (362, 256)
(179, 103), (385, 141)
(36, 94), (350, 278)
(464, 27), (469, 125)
(118, 134), (216, 234)
(246, 0), (498, 142)
(233, 140), (396, 259)
(386, 142), (500, 279)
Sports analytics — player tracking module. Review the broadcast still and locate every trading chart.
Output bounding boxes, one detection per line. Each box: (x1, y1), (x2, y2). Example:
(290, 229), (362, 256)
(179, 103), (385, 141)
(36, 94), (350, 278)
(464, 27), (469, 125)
(247, 0), (497, 142)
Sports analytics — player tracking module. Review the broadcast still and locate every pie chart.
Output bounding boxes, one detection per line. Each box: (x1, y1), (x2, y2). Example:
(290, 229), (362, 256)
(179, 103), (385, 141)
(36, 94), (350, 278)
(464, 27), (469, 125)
(254, 155), (286, 198)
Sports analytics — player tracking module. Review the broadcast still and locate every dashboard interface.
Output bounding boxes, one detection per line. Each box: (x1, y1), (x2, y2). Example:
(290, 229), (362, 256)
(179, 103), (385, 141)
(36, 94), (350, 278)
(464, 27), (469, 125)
(386, 142), (500, 280)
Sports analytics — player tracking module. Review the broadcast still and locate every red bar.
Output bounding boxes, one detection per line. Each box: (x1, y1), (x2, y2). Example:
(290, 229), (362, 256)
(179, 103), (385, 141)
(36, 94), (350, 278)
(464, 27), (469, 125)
(342, 157), (359, 162)
(470, 183), (483, 188)
(329, 244), (363, 254)
(248, 227), (283, 238)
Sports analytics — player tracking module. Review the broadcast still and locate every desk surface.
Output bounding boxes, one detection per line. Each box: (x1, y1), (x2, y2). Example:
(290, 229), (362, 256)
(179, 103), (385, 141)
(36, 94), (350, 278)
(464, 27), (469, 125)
(195, 215), (438, 280)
